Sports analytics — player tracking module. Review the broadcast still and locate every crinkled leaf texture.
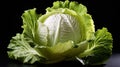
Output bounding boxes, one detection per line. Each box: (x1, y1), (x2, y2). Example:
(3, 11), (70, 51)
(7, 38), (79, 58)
(78, 28), (113, 65)
(7, 0), (112, 65)
(7, 34), (45, 64)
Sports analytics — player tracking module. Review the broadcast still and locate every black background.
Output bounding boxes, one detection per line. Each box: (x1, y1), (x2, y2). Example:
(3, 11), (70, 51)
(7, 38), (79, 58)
(0, 0), (119, 67)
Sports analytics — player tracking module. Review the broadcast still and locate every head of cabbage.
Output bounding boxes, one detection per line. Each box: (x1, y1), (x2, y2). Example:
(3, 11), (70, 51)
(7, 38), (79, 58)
(7, 0), (112, 65)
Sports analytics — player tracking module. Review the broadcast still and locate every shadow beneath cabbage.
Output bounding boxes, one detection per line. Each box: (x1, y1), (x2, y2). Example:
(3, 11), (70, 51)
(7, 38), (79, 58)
(8, 60), (105, 67)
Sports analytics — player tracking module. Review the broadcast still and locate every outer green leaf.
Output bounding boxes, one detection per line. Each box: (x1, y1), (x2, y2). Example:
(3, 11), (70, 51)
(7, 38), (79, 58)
(78, 27), (113, 65)
(35, 40), (88, 64)
(22, 8), (38, 39)
(35, 40), (74, 64)
(22, 9), (48, 46)
(52, 0), (87, 15)
(7, 34), (45, 64)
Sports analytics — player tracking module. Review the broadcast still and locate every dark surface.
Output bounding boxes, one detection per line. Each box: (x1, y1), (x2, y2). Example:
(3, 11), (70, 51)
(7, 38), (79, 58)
(105, 53), (120, 67)
(0, 0), (119, 67)
(0, 53), (120, 67)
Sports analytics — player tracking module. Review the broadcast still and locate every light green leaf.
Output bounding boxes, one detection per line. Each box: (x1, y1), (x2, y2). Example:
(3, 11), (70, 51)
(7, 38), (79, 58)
(22, 8), (39, 39)
(78, 27), (113, 65)
(7, 34), (45, 64)
(35, 40), (74, 64)
(35, 40), (88, 64)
